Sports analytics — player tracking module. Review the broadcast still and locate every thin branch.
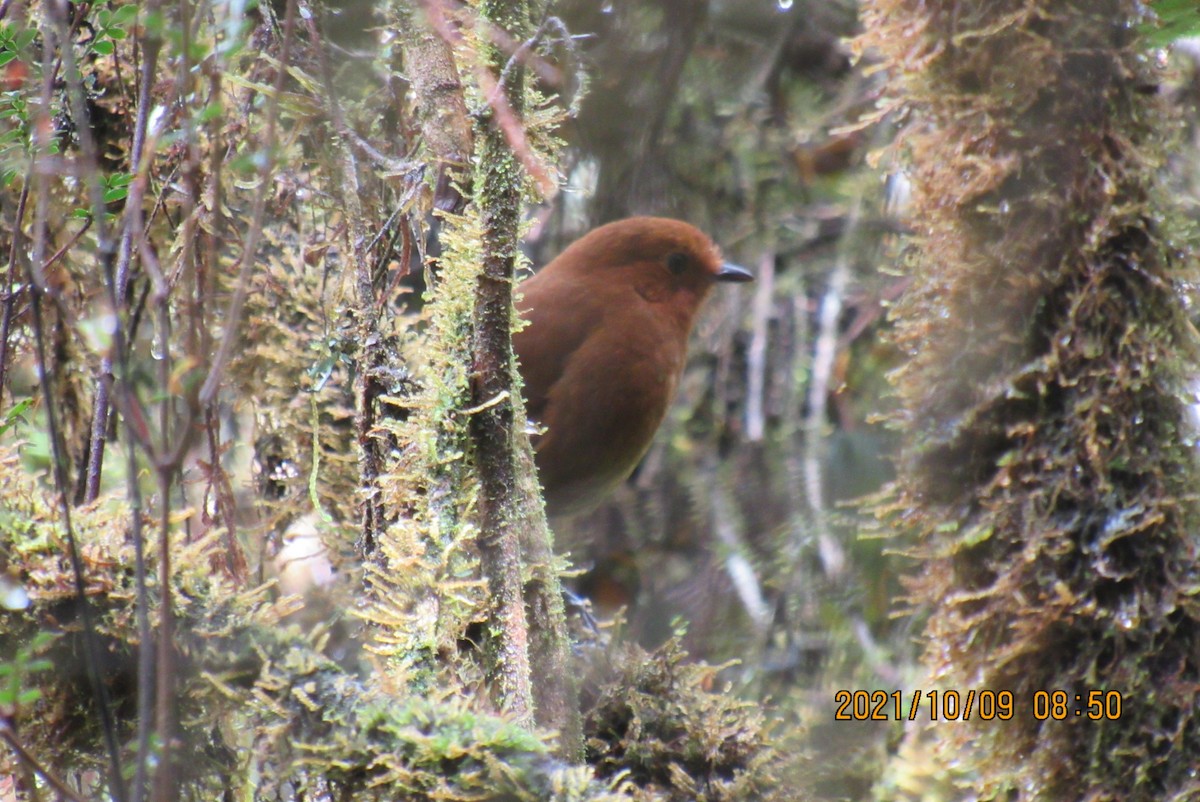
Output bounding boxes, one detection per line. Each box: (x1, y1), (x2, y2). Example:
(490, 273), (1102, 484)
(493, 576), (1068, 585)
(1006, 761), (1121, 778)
(84, 5), (162, 503)
(417, 0), (556, 197)
(440, 0), (568, 88)
(27, 15), (128, 801)
(801, 197), (857, 580)
(0, 724), (89, 802)
(26, 248), (128, 802)
(40, 215), (93, 272)
(745, 249), (776, 442)
(710, 458), (771, 634)
(0, 175), (30, 408)
(309, 1), (389, 557)
(471, 0), (534, 727)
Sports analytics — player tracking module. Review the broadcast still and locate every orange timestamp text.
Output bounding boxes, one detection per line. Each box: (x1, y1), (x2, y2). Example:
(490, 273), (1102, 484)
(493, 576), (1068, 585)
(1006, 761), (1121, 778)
(834, 689), (1123, 722)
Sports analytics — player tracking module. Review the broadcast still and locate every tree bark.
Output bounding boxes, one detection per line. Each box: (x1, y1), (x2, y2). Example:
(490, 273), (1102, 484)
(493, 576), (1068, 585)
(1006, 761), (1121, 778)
(470, 0), (582, 756)
(471, 0), (535, 727)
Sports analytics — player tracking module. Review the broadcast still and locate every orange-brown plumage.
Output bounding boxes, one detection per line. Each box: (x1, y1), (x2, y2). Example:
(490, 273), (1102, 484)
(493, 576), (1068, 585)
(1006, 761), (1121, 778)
(514, 217), (752, 517)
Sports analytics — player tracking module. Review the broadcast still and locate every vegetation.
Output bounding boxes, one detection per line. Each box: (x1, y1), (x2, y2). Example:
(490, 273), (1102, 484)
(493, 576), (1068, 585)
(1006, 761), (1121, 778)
(2, 0), (1200, 799)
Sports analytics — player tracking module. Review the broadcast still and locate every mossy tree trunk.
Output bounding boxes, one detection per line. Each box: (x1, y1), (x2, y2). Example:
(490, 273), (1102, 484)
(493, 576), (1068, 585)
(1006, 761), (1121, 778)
(861, 1), (1200, 798)
(471, 0), (536, 726)
(469, 0), (582, 757)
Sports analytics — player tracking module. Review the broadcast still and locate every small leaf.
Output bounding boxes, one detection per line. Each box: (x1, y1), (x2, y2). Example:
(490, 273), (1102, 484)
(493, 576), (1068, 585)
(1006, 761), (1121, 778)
(1142, 0), (1200, 46)
(198, 100), (223, 123)
(112, 5), (139, 25)
(0, 397), (33, 437)
(961, 522), (994, 546)
(93, 39), (115, 55)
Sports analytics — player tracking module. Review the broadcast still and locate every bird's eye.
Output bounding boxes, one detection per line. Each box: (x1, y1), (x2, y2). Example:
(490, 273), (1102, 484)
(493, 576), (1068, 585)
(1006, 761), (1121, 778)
(666, 252), (689, 275)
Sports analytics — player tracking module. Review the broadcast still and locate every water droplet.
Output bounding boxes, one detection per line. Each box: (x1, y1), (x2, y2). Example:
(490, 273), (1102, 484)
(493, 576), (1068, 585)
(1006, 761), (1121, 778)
(1, 581), (29, 611)
(1115, 602), (1138, 630)
(778, 0), (794, 8)
(150, 330), (166, 360)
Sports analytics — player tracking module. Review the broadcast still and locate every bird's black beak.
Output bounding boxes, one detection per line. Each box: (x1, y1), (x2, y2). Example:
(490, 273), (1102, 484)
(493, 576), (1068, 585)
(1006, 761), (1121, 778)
(715, 262), (754, 283)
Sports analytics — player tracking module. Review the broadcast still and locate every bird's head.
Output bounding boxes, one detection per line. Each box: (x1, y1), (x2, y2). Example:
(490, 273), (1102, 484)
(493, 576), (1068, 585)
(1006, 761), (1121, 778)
(550, 216), (752, 312)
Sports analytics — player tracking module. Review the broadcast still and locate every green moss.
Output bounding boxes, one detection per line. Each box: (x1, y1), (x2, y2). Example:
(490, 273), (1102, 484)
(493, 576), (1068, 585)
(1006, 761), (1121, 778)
(861, 0), (1200, 798)
(584, 638), (783, 801)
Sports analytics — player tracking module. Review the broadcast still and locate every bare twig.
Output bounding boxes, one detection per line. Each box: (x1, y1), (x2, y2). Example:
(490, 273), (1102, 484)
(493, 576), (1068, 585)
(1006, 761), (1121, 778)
(85, 7), (162, 503)
(417, 0), (556, 197)
(434, 0), (568, 88)
(710, 459), (771, 634)
(28, 14), (128, 800)
(801, 197), (858, 580)
(308, 1), (389, 557)
(405, 0), (474, 214)
(745, 249), (776, 442)
(0, 176), (30, 408)
(40, 216), (93, 272)
(26, 247), (129, 802)
(0, 724), (88, 802)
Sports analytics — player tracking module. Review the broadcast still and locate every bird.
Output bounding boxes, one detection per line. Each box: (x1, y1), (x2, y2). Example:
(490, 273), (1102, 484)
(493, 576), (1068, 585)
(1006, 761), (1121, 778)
(513, 216), (753, 517)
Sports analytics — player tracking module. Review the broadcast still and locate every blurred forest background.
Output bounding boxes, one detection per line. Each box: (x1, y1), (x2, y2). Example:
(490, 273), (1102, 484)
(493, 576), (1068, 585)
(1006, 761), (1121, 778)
(2, 0), (1200, 799)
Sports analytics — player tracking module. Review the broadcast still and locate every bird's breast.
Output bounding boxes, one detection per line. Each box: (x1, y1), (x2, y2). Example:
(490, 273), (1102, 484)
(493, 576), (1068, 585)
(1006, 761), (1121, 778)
(520, 298), (690, 516)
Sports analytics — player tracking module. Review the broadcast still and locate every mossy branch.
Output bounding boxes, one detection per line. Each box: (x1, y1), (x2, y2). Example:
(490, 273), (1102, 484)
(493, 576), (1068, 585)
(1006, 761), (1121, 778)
(470, 0), (535, 728)
(468, 0), (580, 756)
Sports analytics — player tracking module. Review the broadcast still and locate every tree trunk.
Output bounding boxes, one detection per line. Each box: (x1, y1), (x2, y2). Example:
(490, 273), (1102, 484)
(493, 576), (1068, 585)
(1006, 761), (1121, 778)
(862, 1), (1200, 797)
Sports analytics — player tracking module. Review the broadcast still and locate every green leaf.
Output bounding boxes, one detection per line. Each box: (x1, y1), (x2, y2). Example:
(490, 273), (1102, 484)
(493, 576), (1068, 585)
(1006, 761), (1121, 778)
(93, 39), (115, 55)
(1143, 0), (1200, 46)
(961, 522), (994, 547)
(198, 100), (223, 123)
(143, 10), (165, 35)
(112, 5), (139, 25)
(0, 397), (34, 438)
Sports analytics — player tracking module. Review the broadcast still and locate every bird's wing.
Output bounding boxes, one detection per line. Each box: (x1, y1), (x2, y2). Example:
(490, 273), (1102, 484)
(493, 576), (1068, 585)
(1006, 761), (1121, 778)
(512, 271), (603, 423)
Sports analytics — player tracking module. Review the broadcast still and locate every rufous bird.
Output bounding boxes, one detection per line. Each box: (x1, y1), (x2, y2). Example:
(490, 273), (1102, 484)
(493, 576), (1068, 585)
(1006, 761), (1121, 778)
(514, 217), (752, 517)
